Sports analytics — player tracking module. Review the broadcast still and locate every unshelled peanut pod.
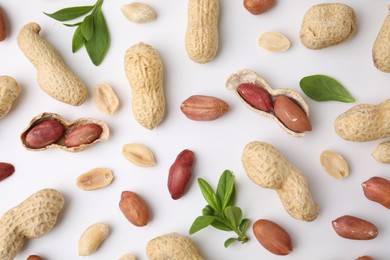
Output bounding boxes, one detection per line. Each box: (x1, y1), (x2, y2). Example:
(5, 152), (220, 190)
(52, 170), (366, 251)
(185, 0), (219, 63)
(334, 99), (390, 142)
(242, 141), (319, 221)
(17, 22), (88, 106)
(373, 5), (390, 72)
(124, 42), (165, 129)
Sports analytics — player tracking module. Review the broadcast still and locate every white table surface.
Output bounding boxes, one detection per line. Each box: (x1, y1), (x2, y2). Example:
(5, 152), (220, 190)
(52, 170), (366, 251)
(0, 0), (389, 259)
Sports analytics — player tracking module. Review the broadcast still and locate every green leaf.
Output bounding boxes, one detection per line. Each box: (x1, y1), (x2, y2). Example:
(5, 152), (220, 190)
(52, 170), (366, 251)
(211, 219), (232, 231)
(189, 216), (215, 235)
(216, 170), (235, 209)
(224, 238), (238, 248)
(64, 22), (83, 27)
(80, 14), (94, 41)
(224, 206), (242, 232)
(72, 26), (85, 53)
(239, 219), (250, 234)
(44, 6), (94, 22)
(198, 178), (220, 212)
(202, 205), (215, 216)
(299, 75), (355, 103)
(85, 7), (109, 65)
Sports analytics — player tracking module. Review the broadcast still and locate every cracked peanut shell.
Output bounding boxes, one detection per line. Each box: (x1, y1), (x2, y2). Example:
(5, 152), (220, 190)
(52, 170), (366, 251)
(226, 69), (310, 137)
(20, 112), (109, 152)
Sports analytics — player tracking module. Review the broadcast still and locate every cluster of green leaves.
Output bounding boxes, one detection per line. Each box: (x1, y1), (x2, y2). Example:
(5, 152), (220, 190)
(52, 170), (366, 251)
(299, 75), (355, 103)
(44, 0), (109, 66)
(189, 170), (250, 248)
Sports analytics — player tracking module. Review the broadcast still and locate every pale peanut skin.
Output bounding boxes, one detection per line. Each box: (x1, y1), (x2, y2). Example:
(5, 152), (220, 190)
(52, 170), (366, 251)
(17, 22), (88, 106)
(242, 141), (319, 221)
(124, 42), (165, 129)
(334, 99), (390, 142)
(78, 223), (109, 256)
(372, 141), (390, 164)
(0, 76), (20, 119)
(300, 3), (356, 49)
(0, 189), (64, 260)
(146, 233), (204, 260)
(185, 0), (219, 63)
(373, 5), (390, 72)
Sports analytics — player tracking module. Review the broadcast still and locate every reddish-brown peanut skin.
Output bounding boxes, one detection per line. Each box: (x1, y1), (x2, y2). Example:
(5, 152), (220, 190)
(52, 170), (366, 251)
(168, 149), (195, 200)
(0, 7), (8, 41)
(0, 162), (14, 181)
(180, 95), (229, 121)
(355, 256), (373, 260)
(119, 191), (150, 227)
(274, 95), (312, 132)
(26, 255), (43, 260)
(332, 215), (378, 240)
(362, 176), (390, 209)
(243, 0), (275, 15)
(25, 119), (65, 149)
(237, 84), (273, 112)
(64, 124), (102, 147)
(252, 219), (292, 255)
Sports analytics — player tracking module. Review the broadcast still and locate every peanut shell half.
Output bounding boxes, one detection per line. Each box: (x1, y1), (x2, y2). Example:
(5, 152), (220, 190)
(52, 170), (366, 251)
(20, 112), (109, 152)
(226, 69), (310, 137)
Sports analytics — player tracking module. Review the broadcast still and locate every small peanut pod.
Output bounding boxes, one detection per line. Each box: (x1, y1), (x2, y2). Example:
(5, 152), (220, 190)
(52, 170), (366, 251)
(168, 149), (195, 200)
(299, 3), (357, 50)
(78, 223), (109, 256)
(227, 69), (311, 137)
(17, 22), (88, 106)
(372, 141), (390, 164)
(185, 0), (219, 63)
(21, 112), (109, 152)
(334, 99), (390, 142)
(0, 7), (8, 41)
(124, 42), (165, 129)
(146, 233), (204, 260)
(0, 189), (65, 260)
(242, 141), (319, 221)
(0, 76), (20, 119)
(332, 215), (378, 240)
(373, 5), (390, 72)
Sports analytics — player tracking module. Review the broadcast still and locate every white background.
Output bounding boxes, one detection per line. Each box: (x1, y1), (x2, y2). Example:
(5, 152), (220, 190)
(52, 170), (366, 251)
(0, 0), (389, 259)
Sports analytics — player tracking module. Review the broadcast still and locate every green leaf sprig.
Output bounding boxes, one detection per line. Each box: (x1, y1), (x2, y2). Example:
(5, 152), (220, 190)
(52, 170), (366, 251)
(44, 0), (109, 66)
(299, 74), (355, 103)
(189, 170), (250, 248)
